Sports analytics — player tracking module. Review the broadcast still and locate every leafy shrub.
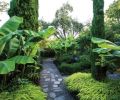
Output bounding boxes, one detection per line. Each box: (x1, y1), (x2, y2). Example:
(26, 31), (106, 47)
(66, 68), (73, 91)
(57, 54), (73, 63)
(0, 82), (46, 100)
(76, 31), (91, 54)
(65, 73), (120, 100)
(79, 55), (91, 66)
(27, 72), (40, 84)
(60, 63), (80, 74)
(60, 62), (90, 74)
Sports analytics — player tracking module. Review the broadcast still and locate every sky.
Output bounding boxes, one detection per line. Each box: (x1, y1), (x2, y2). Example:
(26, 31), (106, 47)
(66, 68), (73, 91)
(0, 0), (114, 26)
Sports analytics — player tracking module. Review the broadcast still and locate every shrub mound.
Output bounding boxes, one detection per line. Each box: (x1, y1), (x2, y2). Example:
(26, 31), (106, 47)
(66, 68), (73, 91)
(60, 62), (90, 74)
(65, 73), (120, 100)
(0, 83), (46, 100)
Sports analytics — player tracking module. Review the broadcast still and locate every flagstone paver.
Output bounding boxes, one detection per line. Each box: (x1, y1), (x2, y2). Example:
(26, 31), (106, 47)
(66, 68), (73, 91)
(40, 58), (74, 100)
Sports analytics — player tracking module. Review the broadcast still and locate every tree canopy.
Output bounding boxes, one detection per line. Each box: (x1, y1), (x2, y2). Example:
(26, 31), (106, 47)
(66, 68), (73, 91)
(52, 3), (83, 39)
(106, 0), (120, 23)
(0, 1), (8, 12)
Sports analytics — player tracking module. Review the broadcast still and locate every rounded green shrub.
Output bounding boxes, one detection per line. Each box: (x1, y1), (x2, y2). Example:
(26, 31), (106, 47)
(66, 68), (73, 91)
(60, 62), (90, 74)
(0, 83), (46, 100)
(65, 73), (120, 100)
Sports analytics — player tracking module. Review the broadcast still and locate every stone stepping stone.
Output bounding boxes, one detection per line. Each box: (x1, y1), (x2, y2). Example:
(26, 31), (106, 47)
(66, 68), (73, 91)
(55, 75), (58, 77)
(49, 92), (56, 98)
(54, 88), (63, 92)
(45, 78), (50, 81)
(43, 88), (49, 93)
(42, 85), (48, 88)
(58, 79), (62, 81)
(51, 79), (56, 82)
(53, 87), (62, 91)
(55, 96), (65, 100)
(54, 81), (60, 85)
(53, 84), (58, 88)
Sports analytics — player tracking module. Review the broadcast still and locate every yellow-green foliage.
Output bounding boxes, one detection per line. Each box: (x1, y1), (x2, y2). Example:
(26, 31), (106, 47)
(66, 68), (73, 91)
(0, 83), (46, 100)
(65, 73), (120, 100)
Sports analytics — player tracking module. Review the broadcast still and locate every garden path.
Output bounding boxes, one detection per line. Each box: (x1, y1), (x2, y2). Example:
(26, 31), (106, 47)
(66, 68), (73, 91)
(40, 58), (74, 100)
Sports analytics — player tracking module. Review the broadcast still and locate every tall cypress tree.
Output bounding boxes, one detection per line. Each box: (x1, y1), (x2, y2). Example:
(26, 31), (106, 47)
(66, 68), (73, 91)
(91, 0), (105, 80)
(8, 0), (38, 31)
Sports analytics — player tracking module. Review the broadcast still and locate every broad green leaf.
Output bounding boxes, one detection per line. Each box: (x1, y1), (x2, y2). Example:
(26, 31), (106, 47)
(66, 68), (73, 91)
(0, 34), (13, 54)
(29, 44), (39, 57)
(112, 51), (120, 57)
(0, 61), (15, 74)
(38, 26), (56, 39)
(93, 48), (110, 54)
(8, 56), (35, 64)
(24, 30), (39, 36)
(98, 43), (120, 50)
(23, 36), (43, 49)
(91, 37), (114, 44)
(8, 37), (20, 57)
(92, 37), (120, 50)
(0, 16), (23, 36)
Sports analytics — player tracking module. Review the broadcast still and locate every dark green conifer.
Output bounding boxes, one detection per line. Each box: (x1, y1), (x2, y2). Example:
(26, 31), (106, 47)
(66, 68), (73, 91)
(91, 0), (105, 80)
(8, 0), (38, 31)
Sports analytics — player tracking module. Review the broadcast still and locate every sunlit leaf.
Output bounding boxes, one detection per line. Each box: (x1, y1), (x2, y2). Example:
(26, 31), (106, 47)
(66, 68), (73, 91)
(0, 61), (15, 74)
(38, 26), (56, 39)
(0, 16), (23, 36)
(0, 34), (12, 55)
(93, 48), (110, 54)
(8, 37), (20, 57)
(8, 56), (35, 64)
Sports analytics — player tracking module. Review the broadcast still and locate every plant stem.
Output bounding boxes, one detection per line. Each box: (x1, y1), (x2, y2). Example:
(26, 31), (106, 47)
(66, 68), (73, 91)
(22, 64), (26, 78)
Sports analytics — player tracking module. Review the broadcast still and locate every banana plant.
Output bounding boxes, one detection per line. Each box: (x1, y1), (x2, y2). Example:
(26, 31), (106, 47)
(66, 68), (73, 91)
(0, 16), (56, 75)
(91, 37), (120, 68)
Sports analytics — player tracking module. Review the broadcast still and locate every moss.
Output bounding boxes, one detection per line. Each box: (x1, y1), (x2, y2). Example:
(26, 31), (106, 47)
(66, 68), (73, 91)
(65, 73), (120, 100)
(0, 83), (46, 100)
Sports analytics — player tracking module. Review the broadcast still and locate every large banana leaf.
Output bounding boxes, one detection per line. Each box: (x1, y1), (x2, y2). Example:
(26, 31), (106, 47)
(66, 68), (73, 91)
(91, 37), (120, 50)
(7, 37), (20, 57)
(91, 37), (114, 44)
(0, 34), (13, 55)
(24, 30), (39, 36)
(38, 26), (56, 39)
(112, 51), (120, 57)
(0, 16), (23, 36)
(93, 48), (111, 54)
(8, 56), (35, 64)
(28, 44), (39, 57)
(98, 43), (120, 50)
(0, 61), (15, 74)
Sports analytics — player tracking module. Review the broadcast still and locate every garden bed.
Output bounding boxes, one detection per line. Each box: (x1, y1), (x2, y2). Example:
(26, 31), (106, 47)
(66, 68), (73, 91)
(65, 72), (120, 100)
